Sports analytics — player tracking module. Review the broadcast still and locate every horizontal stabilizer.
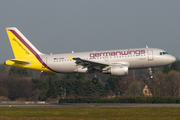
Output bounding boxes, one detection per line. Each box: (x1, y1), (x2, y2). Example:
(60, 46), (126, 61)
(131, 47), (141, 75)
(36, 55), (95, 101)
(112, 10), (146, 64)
(5, 59), (31, 66)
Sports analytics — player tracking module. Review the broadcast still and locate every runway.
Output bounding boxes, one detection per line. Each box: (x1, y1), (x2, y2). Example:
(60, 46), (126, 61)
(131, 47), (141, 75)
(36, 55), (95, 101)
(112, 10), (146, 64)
(0, 104), (180, 107)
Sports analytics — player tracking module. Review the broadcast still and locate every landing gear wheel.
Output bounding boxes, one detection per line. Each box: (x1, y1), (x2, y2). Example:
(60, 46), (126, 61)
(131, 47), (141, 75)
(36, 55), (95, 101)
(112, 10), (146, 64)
(149, 75), (154, 79)
(148, 68), (154, 79)
(92, 78), (99, 84)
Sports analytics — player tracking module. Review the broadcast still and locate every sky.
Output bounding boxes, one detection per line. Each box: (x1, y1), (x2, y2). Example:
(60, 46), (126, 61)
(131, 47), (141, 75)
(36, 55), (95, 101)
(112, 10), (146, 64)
(0, 0), (180, 63)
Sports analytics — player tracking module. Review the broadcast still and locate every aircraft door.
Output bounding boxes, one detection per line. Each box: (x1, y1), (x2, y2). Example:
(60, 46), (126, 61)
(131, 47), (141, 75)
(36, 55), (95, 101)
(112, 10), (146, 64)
(147, 50), (154, 61)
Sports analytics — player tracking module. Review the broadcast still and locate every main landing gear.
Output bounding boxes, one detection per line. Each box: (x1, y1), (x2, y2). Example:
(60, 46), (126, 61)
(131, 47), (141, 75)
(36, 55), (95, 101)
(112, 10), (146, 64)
(92, 75), (99, 84)
(149, 68), (154, 79)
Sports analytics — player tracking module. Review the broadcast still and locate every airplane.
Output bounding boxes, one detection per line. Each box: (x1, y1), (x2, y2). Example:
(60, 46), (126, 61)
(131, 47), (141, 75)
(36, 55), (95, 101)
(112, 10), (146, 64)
(4, 27), (176, 84)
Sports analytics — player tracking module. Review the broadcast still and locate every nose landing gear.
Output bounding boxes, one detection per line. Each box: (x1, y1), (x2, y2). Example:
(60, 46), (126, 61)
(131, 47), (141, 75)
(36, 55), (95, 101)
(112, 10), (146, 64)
(149, 68), (154, 79)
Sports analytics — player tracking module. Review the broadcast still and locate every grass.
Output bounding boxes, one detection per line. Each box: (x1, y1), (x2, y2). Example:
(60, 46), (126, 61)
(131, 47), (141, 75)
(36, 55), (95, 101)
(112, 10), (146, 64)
(0, 107), (179, 120)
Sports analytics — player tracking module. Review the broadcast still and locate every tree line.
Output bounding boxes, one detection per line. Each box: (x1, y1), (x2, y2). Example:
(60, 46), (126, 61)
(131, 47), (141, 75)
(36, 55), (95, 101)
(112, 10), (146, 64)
(0, 60), (179, 101)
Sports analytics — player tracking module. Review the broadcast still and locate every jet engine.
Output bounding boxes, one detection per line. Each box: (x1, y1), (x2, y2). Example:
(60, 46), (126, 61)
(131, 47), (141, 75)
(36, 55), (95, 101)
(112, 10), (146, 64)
(103, 65), (128, 76)
(74, 67), (88, 73)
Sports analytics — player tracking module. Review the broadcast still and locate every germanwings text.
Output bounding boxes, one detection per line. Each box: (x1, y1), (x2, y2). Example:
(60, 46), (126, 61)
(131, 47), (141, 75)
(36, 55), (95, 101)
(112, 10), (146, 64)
(89, 49), (145, 58)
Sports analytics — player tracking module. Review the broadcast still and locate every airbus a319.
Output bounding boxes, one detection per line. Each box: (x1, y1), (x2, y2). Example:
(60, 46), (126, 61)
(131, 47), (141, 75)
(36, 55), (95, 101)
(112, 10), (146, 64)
(5, 27), (176, 84)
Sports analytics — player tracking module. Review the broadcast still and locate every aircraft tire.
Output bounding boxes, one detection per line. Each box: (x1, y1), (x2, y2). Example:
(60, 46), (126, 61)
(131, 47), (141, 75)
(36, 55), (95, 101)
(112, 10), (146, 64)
(149, 75), (154, 79)
(92, 78), (99, 84)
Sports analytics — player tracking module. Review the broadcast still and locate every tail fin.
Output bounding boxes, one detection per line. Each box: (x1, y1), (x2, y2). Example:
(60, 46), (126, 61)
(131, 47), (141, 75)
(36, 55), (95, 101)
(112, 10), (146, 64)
(5, 27), (53, 72)
(6, 27), (43, 59)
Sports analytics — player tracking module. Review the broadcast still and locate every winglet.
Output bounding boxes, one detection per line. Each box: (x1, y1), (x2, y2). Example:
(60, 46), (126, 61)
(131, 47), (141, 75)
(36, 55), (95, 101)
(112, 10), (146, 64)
(68, 55), (74, 61)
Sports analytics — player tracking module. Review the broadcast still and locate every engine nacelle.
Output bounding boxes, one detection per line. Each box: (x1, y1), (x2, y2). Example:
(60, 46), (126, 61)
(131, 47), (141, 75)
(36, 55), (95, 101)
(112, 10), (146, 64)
(74, 67), (88, 73)
(103, 65), (128, 76)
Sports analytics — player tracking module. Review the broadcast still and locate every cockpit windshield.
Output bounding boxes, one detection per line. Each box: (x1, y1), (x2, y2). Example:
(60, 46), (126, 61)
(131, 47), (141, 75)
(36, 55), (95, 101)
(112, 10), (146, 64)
(160, 52), (168, 55)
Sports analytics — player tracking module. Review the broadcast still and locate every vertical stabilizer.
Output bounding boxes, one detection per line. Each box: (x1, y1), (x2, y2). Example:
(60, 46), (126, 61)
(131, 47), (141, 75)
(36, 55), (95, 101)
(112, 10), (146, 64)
(6, 27), (43, 59)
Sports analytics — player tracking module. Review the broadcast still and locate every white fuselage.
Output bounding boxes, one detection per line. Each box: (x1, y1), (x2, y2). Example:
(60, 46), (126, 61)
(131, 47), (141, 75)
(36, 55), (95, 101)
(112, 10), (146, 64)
(40, 48), (176, 73)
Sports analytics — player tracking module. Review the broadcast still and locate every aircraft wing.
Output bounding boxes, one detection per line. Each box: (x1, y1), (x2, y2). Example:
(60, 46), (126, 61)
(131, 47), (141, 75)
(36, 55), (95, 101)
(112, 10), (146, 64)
(68, 56), (109, 72)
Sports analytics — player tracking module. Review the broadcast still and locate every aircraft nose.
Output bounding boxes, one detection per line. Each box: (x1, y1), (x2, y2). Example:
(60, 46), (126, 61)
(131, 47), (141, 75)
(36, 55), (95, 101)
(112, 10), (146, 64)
(168, 56), (176, 63)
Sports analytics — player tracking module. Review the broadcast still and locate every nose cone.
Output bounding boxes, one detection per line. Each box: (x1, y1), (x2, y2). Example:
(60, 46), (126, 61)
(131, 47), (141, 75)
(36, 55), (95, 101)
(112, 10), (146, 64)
(168, 55), (176, 64)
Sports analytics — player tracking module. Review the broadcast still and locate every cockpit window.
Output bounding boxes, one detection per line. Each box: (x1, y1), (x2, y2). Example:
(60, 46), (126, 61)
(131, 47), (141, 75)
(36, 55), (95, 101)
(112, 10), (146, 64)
(160, 52), (168, 55)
